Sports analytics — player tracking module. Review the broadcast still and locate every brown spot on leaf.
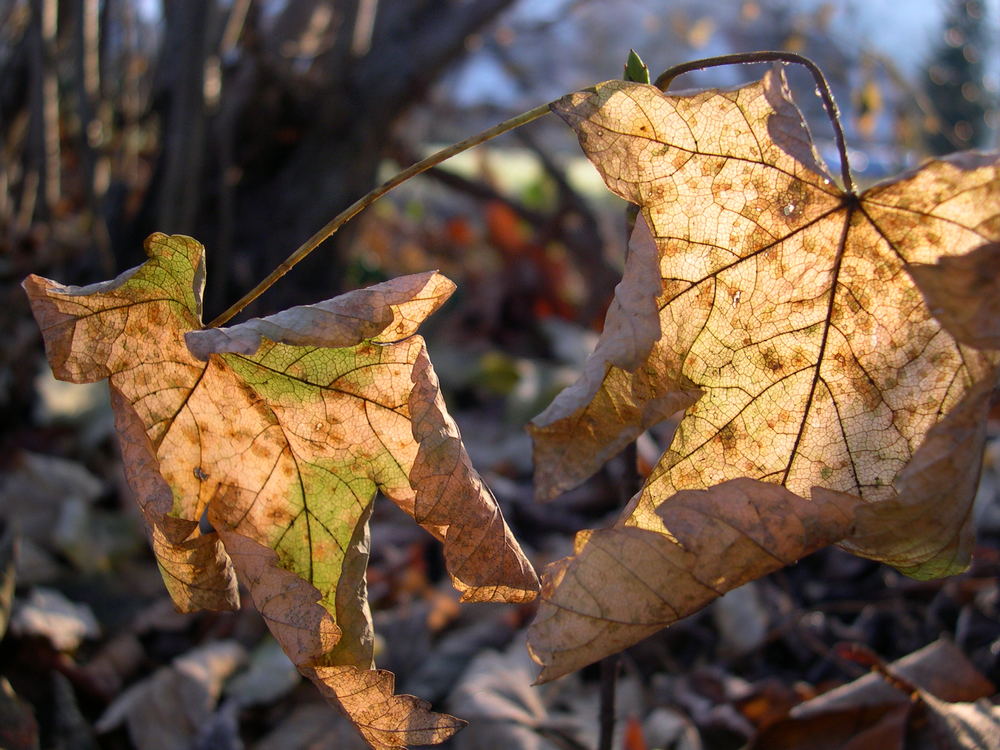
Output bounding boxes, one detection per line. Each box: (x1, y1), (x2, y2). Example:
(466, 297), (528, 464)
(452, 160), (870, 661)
(718, 423), (737, 449)
(760, 347), (784, 374)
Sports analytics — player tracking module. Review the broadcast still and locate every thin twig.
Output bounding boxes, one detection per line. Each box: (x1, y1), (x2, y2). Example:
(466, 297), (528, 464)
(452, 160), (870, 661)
(208, 101), (553, 328)
(40, 0), (61, 214)
(598, 653), (619, 750)
(654, 51), (855, 195)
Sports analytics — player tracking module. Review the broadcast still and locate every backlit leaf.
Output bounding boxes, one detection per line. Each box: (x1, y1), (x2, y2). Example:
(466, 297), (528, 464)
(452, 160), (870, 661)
(528, 70), (1000, 680)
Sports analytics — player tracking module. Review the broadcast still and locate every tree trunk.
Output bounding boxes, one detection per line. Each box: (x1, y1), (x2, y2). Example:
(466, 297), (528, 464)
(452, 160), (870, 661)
(129, 0), (515, 319)
(156, 0), (213, 235)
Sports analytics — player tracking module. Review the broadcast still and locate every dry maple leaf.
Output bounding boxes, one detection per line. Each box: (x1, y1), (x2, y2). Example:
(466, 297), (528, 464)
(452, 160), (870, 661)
(527, 69), (1000, 680)
(24, 233), (538, 749)
(908, 240), (1000, 351)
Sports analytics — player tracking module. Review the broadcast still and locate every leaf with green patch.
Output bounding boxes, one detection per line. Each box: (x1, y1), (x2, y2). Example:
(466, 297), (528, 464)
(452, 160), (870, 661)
(24, 233), (538, 749)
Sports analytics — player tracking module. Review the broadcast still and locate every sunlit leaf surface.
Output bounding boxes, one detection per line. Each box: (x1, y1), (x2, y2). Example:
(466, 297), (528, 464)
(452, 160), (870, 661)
(528, 70), (1000, 681)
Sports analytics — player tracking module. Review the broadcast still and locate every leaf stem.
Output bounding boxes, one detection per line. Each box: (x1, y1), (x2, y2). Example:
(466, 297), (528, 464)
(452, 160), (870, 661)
(598, 653), (619, 750)
(207, 101), (554, 328)
(654, 51), (855, 195)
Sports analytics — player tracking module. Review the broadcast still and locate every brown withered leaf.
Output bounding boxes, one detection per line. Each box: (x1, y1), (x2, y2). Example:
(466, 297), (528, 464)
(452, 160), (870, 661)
(528, 70), (1000, 680)
(24, 233), (538, 748)
(908, 241), (1000, 351)
(790, 638), (996, 718)
(528, 478), (858, 681)
(917, 691), (1000, 750)
(756, 639), (999, 750)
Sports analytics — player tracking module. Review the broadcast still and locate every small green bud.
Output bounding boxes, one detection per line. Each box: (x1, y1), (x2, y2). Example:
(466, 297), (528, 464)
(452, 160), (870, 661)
(623, 49), (650, 84)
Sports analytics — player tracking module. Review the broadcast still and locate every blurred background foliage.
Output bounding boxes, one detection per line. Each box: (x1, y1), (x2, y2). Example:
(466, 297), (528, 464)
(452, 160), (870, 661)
(1, 3), (999, 747)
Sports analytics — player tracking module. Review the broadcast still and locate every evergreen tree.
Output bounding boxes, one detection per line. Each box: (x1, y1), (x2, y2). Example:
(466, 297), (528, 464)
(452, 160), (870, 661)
(923, 0), (994, 155)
